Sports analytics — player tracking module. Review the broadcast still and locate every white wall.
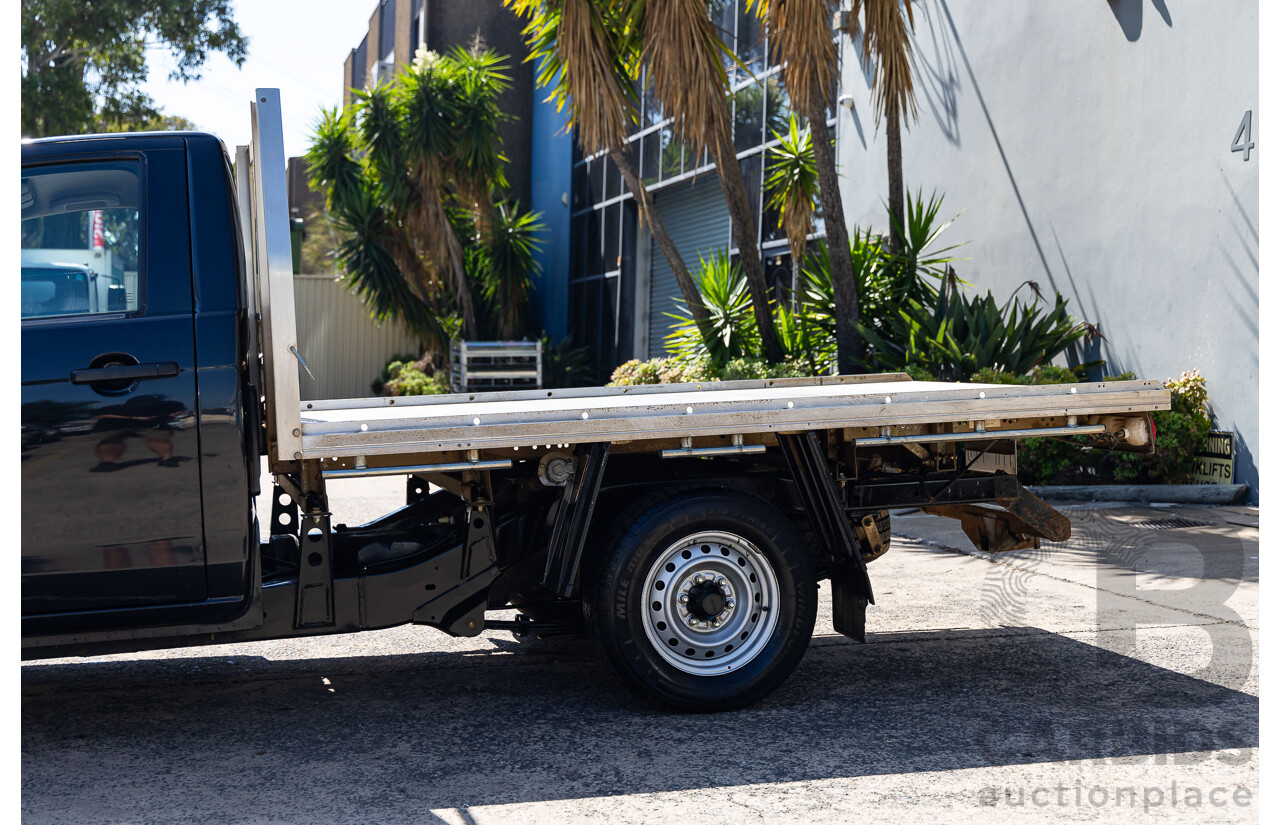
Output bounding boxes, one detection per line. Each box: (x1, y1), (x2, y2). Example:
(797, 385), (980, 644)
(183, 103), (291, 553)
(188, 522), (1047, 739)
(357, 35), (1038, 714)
(836, 0), (1259, 498)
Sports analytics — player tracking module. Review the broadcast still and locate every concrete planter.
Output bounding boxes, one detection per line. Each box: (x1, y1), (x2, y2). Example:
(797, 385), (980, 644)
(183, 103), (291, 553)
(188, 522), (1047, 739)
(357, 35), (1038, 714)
(1027, 484), (1249, 504)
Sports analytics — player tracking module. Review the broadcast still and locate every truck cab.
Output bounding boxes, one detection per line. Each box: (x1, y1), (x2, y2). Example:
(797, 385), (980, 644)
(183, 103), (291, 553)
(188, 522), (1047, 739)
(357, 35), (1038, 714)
(20, 132), (259, 636)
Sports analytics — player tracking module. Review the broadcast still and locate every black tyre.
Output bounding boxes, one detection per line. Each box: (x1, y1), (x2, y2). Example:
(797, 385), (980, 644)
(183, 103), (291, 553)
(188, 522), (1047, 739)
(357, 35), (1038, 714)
(585, 489), (818, 711)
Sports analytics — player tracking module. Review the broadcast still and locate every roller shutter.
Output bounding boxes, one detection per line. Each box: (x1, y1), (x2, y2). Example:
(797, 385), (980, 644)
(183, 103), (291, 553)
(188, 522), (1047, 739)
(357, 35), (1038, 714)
(648, 174), (730, 357)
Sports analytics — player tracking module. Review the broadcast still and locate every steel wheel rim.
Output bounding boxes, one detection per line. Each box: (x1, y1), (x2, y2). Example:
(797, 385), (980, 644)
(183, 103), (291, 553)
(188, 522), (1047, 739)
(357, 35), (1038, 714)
(640, 530), (781, 676)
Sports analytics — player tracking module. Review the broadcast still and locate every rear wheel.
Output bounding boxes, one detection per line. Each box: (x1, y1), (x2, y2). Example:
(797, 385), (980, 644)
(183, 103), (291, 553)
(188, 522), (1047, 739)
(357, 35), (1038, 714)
(586, 490), (817, 711)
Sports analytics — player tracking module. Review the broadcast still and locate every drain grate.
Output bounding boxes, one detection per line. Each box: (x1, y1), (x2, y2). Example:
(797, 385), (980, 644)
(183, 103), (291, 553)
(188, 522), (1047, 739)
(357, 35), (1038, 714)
(1129, 516), (1215, 530)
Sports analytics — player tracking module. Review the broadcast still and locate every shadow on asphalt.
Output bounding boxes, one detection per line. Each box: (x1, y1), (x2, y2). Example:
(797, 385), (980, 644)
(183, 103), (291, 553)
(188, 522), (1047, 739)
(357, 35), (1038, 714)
(23, 627), (1257, 817)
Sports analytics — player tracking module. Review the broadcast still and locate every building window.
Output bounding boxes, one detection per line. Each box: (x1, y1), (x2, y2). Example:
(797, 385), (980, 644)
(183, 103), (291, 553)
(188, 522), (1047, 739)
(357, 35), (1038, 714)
(352, 34), (368, 92)
(374, 0), (397, 83)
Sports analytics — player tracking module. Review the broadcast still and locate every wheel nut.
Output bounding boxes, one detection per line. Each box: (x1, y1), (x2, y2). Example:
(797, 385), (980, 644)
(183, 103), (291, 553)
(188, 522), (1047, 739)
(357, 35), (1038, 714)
(711, 619), (720, 627)
(678, 593), (688, 604)
(693, 573), (705, 584)
(716, 576), (727, 587)
(725, 598), (735, 608)
(688, 617), (698, 627)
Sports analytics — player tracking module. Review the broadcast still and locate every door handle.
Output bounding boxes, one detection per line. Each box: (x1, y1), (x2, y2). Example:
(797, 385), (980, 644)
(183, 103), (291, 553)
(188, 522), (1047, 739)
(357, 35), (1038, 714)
(70, 362), (180, 385)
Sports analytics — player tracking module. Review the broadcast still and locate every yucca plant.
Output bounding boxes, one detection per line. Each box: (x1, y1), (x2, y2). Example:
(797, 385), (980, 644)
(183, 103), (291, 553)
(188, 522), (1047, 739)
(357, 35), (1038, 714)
(307, 44), (516, 353)
(309, 109), (448, 348)
(800, 190), (962, 356)
(856, 280), (1099, 380)
(476, 201), (545, 339)
(665, 250), (760, 362)
(774, 302), (836, 375)
(764, 115), (819, 268)
(666, 247), (838, 373)
(885, 189), (965, 283)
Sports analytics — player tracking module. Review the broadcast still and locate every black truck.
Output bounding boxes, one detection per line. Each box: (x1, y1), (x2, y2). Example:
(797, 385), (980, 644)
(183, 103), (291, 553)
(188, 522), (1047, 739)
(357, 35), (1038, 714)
(20, 90), (1168, 710)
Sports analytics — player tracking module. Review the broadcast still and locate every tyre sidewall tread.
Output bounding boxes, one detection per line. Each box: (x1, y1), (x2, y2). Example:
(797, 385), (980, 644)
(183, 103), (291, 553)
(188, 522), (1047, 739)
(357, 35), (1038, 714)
(588, 490), (817, 711)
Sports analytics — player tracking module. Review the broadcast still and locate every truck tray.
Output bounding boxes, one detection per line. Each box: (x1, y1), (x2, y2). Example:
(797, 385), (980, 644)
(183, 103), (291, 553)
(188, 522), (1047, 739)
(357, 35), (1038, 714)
(295, 373), (1168, 461)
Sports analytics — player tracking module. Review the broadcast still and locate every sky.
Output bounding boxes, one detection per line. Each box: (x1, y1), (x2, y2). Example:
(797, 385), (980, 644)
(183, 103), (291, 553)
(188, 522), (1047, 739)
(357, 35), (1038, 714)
(139, 1), (379, 159)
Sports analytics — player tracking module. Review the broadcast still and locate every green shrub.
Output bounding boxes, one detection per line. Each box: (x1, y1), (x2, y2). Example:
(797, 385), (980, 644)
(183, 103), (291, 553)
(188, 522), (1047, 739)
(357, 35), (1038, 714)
(608, 358), (667, 387)
(608, 355), (810, 386)
(717, 357), (810, 381)
(1113, 369), (1210, 483)
(609, 357), (716, 386)
(1013, 369), (1210, 485)
(970, 365), (1080, 385)
(902, 364), (937, 382)
(383, 360), (450, 396)
(664, 357), (717, 384)
(372, 352), (422, 394)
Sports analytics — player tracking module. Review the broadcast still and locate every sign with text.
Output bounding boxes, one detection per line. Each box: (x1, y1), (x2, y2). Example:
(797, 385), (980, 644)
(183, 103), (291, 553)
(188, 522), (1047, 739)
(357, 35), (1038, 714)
(1191, 431), (1234, 485)
(89, 210), (104, 250)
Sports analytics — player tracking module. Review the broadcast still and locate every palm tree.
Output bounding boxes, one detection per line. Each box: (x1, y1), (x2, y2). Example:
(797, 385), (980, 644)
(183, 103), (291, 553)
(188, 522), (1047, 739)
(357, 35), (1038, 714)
(505, 0), (713, 333)
(308, 101), (453, 350)
(308, 46), (516, 350)
(755, 0), (862, 373)
(479, 201), (544, 339)
(850, 0), (919, 254)
(637, 0), (785, 362)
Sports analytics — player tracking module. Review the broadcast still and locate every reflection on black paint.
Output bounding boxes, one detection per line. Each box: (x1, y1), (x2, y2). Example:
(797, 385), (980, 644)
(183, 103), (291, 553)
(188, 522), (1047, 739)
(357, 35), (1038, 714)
(87, 393), (190, 472)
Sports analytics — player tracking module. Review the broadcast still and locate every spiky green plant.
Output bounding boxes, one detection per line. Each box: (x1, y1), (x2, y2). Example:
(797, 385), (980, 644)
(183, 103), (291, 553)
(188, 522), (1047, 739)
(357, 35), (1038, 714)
(665, 250), (760, 362)
(306, 45), (516, 354)
(764, 115), (819, 267)
(855, 281), (1099, 380)
(477, 201), (545, 339)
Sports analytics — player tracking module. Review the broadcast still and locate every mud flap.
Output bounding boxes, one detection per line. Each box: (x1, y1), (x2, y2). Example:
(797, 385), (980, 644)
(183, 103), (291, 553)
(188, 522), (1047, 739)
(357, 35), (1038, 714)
(777, 432), (873, 642)
(830, 574), (868, 642)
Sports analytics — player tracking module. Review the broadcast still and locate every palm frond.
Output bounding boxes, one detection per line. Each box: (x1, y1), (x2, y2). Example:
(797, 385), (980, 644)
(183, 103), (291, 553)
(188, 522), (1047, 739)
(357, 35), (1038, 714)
(447, 45), (512, 207)
(755, 0), (838, 114)
(850, 0), (918, 124)
(305, 107), (364, 209)
(506, 0), (639, 152)
(641, 0), (735, 158)
(477, 201), (546, 339)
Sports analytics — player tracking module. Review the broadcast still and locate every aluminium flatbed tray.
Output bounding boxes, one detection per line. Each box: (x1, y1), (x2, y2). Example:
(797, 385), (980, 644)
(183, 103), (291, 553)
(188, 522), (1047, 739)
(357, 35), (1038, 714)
(233, 97), (1169, 472)
(295, 373), (1170, 462)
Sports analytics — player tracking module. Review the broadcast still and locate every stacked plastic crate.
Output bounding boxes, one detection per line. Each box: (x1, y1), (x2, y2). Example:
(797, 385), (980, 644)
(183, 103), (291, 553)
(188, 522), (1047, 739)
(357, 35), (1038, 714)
(450, 340), (542, 393)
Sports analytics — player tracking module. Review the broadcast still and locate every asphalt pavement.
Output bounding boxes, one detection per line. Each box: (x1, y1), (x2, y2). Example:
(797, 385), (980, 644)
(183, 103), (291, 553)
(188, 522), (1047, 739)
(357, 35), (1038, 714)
(22, 475), (1258, 824)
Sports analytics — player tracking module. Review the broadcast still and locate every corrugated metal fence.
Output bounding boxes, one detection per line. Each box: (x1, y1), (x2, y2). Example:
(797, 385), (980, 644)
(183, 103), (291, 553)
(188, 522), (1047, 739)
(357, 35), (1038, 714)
(293, 274), (421, 401)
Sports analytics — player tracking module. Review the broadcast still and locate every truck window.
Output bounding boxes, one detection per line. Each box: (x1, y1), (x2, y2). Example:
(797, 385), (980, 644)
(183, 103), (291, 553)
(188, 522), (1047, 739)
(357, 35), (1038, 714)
(20, 160), (142, 320)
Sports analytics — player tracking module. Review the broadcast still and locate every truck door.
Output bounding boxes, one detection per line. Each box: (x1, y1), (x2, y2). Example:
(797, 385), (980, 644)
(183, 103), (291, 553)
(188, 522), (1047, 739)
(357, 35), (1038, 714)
(21, 149), (207, 618)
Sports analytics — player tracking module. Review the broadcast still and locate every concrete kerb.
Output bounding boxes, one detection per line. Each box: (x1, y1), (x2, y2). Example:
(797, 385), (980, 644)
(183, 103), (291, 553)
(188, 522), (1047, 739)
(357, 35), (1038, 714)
(1028, 484), (1248, 504)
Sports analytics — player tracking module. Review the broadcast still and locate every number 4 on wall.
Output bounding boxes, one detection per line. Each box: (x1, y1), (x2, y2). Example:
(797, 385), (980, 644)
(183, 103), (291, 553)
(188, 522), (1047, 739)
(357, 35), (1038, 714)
(1232, 110), (1255, 161)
